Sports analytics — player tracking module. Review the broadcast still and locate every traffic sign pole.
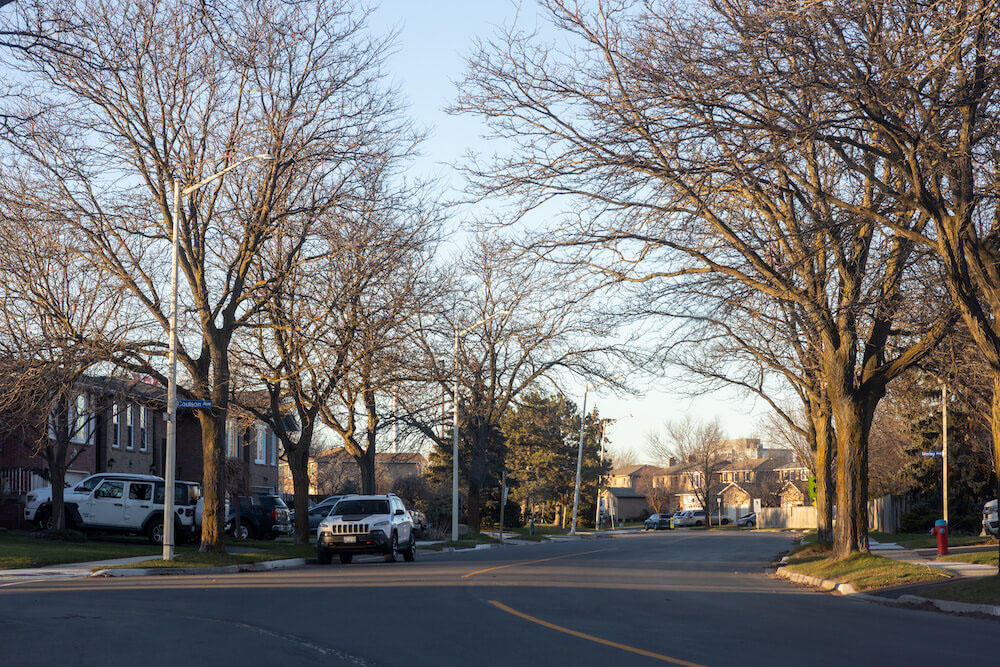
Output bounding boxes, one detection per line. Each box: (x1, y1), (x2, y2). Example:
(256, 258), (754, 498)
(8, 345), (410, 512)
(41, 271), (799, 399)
(942, 384), (948, 525)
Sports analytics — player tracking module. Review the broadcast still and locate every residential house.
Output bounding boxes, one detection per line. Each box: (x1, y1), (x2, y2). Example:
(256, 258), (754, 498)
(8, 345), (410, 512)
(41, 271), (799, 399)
(599, 486), (649, 522)
(779, 480), (813, 507)
(300, 447), (427, 495)
(607, 464), (666, 492)
(1, 375), (282, 527)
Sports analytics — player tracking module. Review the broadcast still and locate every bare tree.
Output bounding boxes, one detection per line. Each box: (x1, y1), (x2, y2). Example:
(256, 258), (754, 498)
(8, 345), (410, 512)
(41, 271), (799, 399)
(0, 0), (406, 551)
(649, 416), (726, 519)
(453, 0), (953, 556)
(407, 236), (621, 533)
(646, 486), (672, 515)
(0, 215), (129, 529)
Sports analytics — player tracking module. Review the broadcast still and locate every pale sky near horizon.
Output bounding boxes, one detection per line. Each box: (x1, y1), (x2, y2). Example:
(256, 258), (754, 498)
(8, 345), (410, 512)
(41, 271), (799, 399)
(369, 1), (777, 462)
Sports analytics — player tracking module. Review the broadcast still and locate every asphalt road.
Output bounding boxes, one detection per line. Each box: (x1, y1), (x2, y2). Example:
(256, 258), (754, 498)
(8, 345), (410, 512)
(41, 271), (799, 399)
(1, 530), (996, 666)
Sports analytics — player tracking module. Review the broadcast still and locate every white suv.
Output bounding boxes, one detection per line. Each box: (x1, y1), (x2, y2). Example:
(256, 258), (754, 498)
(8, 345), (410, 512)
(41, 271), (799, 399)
(984, 499), (998, 537)
(317, 494), (416, 565)
(25, 473), (162, 528)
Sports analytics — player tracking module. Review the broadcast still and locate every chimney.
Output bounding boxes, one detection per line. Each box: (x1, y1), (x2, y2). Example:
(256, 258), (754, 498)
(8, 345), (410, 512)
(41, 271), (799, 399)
(668, 456), (677, 467)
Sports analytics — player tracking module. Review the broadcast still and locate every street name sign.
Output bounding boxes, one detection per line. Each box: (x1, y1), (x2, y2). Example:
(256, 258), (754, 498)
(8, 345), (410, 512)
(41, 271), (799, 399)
(177, 399), (212, 410)
(920, 451), (943, 458)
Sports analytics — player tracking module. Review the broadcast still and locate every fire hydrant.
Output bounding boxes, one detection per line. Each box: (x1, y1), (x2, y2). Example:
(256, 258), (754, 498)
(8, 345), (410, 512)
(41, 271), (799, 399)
(933, 519), (949, 556)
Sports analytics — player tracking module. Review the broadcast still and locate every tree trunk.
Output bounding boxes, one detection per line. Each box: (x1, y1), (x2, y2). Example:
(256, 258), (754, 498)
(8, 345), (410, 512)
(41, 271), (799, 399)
(198, 409), (226, 553)
(48, 453), (67, 531)
(355, 447), (376, 494)
(812, 405), (835, 544)
(831, 393), (875, 558)
(289, 440), (312, 545)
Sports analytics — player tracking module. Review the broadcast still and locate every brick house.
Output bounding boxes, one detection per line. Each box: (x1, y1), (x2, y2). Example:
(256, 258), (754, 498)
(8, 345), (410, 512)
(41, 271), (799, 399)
(1, 376), (281, 526)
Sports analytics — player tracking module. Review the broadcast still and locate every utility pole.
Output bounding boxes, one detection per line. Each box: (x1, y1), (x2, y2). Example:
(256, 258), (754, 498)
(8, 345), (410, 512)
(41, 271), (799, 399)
(499, 469), (506, 544)
(571, 375), (620, 534)
(942, 383), (948, 524)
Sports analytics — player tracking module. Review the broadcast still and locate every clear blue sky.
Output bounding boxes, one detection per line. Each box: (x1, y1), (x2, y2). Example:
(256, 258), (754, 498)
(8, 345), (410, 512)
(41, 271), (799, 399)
(369, 1), (775, 462)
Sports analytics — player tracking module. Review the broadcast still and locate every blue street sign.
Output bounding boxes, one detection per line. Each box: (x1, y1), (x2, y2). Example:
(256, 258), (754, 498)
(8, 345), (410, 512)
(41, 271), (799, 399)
(920, 451), (943, 458)
(177, 399), (212, 410)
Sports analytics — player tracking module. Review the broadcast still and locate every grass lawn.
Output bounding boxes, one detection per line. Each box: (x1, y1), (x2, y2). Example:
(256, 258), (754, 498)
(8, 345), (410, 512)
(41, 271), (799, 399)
(421, 533), (501, 551)
(920, 576), (1000, 606)
(783, 550), (951, 590)
(99, 543), (314, 570)
(870, 531), (996, 550)
(937, 551), (999, 566)
(99, 540), (313, 570)
(0, 533), (164, 569)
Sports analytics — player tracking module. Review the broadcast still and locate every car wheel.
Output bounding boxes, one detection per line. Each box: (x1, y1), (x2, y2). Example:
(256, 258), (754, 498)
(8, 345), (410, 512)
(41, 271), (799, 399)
(147, 518), (165, 545)
(317, 547), (332, 565)
(339, 553), (353, 565)
(694, 520), (703, 526)
(384, 533), (399, 562)
(402, 534), (416, 562)
(722, 518), (730, 525)
(234, 523), (255, 541)
(36, 507), (51, 530)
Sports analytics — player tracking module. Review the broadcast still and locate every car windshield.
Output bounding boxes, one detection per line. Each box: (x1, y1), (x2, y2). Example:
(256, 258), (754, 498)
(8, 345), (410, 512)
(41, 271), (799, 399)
(77, 476), (104, 492)
(331, 499), (390, 516)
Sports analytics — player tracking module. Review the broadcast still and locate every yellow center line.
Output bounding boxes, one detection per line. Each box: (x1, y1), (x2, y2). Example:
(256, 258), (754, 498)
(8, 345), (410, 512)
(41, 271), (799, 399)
(461, 547), (614, 579)
(488, 600), (706, 666)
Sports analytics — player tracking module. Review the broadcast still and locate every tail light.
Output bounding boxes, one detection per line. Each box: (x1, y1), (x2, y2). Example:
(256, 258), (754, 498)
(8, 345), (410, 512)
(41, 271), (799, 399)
(272, 508), (278, 521)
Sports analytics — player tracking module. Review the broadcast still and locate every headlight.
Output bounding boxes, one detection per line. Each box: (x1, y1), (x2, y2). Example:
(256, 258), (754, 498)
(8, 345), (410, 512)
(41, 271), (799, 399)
(373, 520), (389, 528)
(27, 495), (36, 503)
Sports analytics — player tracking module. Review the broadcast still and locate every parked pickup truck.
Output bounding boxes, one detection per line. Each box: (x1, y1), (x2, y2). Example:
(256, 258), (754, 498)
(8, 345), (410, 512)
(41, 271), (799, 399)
(225, 493), (292, 540)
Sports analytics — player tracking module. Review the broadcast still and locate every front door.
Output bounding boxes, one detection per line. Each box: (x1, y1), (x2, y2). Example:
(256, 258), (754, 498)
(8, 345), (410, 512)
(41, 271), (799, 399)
(124, 482), (154, 527)
(86, 480), (125, 527)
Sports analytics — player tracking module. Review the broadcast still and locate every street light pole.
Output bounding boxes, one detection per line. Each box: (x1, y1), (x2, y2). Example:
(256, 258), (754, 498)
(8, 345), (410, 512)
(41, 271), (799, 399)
(162, 155), (273, 561)
(451, 326), (460, 543)
(570, 376), (620, 535)
(942, 383), (948, 524)
(450, 310), (509, 543)
(594, 414), (631, 531)
(163, 180), (180, 561)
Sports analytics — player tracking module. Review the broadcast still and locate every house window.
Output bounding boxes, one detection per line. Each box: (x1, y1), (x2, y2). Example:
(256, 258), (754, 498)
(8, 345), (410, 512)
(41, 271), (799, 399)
(72, 393), (89, 444)
(226, 423), (238, 458)
(139, 408), (148, 452)
(255, 426), (266, 464)
(270, 430), (277, 466)
(125, 404), (134, 450)
(111, 403), (121, 449)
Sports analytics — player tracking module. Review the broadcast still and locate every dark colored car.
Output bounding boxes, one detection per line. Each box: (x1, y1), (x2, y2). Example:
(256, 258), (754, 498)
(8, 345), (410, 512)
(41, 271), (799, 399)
(644, 513), (672, 530)
(226, 493), (292, 540)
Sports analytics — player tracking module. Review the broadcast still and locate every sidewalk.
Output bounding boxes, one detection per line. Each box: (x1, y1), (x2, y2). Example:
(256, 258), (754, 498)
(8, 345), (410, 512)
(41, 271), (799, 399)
(870, 539), (997, 580)
(0, 555), (160, 585)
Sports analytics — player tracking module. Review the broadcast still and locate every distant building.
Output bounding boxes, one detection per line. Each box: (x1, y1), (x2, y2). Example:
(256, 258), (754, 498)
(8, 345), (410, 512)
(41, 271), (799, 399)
(607, 464), (666, 492)
(297, 447), (427, 495)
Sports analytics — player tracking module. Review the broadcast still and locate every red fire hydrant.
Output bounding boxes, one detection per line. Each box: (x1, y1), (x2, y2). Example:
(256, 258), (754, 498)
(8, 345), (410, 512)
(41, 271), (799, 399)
(934, 519), (949, 556)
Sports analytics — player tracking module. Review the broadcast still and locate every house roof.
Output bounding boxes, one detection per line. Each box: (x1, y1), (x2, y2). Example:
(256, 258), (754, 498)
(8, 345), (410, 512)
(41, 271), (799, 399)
(313, 448), (427, 465)
(717, 457), (782, 473)
(604, 487), (646, 499)
(610, 464), (666, 477)
(716, 481), (752, 496)
(654, 460), (706, 476)
(781, 479), (810, 495)
(773, 460), (811, 471)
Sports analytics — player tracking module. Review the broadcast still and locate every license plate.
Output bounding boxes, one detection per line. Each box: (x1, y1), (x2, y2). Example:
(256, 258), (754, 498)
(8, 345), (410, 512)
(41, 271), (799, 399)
(343, 535), (356, 544)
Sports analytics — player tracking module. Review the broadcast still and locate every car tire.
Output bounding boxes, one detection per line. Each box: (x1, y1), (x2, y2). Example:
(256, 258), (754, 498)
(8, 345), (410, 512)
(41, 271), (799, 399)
(694, 520), (703, 526)
(147, 517), (166, 545)
(35, 507), (51, 530)
(402, 534), (416, 562)
(339, 553), (353, 565)
(384, 533), (399, 562)
(722, 519), (730, 525)
(317, 547), (332, 565)
(233, 523), (255, 541)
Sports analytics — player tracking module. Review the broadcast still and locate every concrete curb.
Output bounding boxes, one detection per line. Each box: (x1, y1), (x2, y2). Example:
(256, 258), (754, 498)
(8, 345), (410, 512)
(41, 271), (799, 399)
(774, 566), (857, 595)
(90, 557), (308, 578)
(894, 594), (1000, 617)
(777, 566), (1000, 617)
